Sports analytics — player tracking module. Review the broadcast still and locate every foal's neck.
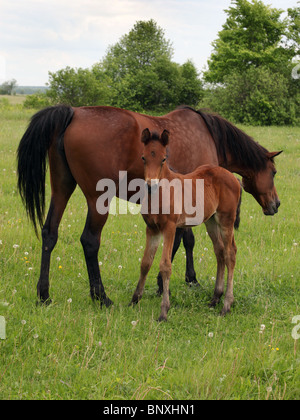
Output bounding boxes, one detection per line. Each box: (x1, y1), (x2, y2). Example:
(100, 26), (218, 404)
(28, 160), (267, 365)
(161, 161), (178, 181)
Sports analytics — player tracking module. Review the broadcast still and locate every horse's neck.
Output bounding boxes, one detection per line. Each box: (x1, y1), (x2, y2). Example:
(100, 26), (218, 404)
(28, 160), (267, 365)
(222, 155), (253, 178)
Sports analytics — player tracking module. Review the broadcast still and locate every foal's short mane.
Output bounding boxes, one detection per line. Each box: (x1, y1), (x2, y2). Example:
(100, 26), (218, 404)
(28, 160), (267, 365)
(178, 106), (269, 171)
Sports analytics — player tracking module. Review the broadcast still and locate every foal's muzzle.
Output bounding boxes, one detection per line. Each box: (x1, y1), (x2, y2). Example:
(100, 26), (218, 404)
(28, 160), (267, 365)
(146, 179), (159, 195)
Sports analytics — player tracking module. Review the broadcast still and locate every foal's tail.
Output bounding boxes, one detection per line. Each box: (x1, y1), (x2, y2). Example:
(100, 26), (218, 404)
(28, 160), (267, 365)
(17, 105), (74, 235)
(234, 180), (243, 230)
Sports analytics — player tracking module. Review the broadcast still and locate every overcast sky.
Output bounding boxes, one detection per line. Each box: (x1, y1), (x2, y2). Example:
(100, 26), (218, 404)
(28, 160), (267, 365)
(0, 0), (297, 86)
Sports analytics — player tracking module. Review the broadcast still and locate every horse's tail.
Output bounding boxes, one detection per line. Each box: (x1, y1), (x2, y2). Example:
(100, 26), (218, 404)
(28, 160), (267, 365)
(234, 180), (243, 230)
(17, 105), (74, 235)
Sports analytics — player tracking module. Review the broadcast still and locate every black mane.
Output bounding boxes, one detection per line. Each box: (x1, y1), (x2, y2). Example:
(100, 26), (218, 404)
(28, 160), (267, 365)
(179, 106), (269, 171)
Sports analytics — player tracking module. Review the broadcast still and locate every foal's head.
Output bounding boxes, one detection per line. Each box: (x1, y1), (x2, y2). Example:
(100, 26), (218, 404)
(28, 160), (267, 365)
(141, 128), (169, 193)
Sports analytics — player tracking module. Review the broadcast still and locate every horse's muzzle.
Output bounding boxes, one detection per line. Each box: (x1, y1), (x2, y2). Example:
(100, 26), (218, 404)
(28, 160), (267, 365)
(263, 199), (280, 216)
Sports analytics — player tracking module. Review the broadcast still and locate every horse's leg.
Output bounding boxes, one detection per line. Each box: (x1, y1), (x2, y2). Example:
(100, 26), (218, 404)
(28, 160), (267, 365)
(205, 217), (226, 308)
(219, 223), (237, 316)
(130, 227), (161, 304)
(156, 228), (183, 295)
(37, 156), (76, 303)
(183, 228), (198, 285)
(158, 223), (176, 322)
(80, 204), (112, 306)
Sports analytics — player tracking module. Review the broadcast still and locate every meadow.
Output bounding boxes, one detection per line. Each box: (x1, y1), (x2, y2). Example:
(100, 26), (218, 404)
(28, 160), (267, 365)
(0, 102), (299, 400)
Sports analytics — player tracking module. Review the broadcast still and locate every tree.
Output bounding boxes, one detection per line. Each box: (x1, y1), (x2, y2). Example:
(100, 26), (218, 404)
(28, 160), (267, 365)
(47, 66), (111, 106)
(202, 0), (300, 125)
(204, 0), (289, 83)
(0, 79), (17, 95)
(97, 20), (203, 111)
(285, 4), (300, 55)
(46, 20), (203, 111)
(203, 66), (299, 125)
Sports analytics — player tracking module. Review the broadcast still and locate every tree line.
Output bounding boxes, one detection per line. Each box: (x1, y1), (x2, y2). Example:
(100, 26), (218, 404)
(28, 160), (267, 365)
(23, 0), (299, 126)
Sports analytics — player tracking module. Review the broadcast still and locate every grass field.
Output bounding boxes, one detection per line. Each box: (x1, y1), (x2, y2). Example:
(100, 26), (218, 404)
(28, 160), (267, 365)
(0, 105), (299, 400)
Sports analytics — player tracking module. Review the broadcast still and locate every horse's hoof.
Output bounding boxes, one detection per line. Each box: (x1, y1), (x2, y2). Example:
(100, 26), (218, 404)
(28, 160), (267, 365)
(37, 297), (52, 306)
(102, 297), (113, 308)
(185, 274), (199, 286)
(158, 315), (168, 322)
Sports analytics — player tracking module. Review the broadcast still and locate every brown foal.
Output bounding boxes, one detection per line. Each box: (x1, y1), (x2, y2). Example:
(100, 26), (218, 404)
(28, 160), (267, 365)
(130, 129), (242, 321)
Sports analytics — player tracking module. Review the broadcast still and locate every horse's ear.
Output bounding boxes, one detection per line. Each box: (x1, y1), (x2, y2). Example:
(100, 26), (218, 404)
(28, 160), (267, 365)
(141, 128), (151, 144)
(267, 151), (283, 159)
(161, 130), (170, 147)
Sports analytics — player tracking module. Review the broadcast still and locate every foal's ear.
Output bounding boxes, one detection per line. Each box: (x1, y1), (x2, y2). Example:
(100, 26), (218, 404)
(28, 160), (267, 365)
(161, 129), (170, 147)
(267, 151), (283, 159)
(141, 128), (151, 144)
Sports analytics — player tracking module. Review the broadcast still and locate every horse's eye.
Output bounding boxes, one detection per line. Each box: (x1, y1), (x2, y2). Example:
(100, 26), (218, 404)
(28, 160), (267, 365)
(273, 170), (277, 177)
(162, 158), (166, 163)
(142, 156), (145, 162)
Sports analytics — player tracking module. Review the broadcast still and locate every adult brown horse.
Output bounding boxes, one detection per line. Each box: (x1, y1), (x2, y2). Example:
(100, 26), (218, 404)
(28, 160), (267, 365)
(17, 105), (281, 306)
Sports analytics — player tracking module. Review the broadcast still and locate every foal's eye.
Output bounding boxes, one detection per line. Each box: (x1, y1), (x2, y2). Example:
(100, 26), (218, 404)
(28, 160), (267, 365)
(273, 170), (277, 177)
(162, 158), (166, 163)
(141, 156), (145, 162)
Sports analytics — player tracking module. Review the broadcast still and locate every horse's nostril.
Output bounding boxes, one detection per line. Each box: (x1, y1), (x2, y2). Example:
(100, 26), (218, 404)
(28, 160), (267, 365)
(277, 200), (281, 208)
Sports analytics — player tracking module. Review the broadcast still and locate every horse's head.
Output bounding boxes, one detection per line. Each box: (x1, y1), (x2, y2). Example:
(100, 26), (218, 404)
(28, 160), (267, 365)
(242, 151), (282, 215)
(141, 128), (169, 194)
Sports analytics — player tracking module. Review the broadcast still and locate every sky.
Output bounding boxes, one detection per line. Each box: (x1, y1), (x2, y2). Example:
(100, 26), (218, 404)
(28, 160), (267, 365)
(0, 0), (298, 86)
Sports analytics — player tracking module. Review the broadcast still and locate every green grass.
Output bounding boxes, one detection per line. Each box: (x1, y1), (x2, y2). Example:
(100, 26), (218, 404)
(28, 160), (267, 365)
(0, 107), (299, 400)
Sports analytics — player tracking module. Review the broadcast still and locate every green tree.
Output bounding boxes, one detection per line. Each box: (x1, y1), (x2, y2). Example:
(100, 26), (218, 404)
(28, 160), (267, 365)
(285, 4), (300, 55)
(204, 0), (289, 83)
(98, 20), (202, 111)
(202, 0), (299, 125)
(47, 66), (111, 106)
(203, 66), (299, 125)
(46, 20), (203, 111)
(0, 79), (17, 95)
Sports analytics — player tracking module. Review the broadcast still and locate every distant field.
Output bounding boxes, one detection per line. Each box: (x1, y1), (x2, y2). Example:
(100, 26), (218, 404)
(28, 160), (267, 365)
(0, 94), (27, 105)
(0, 107), (299, 400)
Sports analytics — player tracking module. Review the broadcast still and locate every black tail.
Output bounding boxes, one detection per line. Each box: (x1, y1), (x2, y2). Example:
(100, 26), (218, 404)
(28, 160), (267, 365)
(17, 105), (74, 235)
(234, 181), (243, 230)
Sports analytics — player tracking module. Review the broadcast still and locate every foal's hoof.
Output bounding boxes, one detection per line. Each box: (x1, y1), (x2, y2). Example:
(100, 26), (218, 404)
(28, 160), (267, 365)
(209, 297), (220, 308)
(128, 298), (139, 307)
(220, 308), (230, 317)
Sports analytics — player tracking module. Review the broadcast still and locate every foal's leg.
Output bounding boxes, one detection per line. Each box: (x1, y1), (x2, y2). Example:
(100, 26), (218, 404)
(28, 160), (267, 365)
(219, 223), (237, 316)
(37, 154), (76, 303)
(158, 224), (176, 322)
(156, 228), (183, 295)
(80, 204), (112, 307)
(131, 227), (161, 304)
(205, 217), (226, 308)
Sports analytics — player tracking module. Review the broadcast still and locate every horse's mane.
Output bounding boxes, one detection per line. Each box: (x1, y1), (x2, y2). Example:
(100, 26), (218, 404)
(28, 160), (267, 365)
(178, 106), (269, 171)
